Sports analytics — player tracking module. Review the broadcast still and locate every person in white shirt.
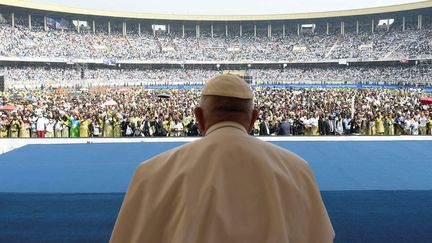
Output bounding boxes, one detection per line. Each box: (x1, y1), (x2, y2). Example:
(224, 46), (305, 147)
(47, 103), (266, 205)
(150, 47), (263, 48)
(404, 117), (412, 135)
(36, 114), (48, 138)
(342, 116), (351, 135)
(411, 117), (419, 135)
(335, 115), (344, 135)
(310, 115), (320, 135)
(172, 119), (184, 136)
(45, 117), (56, 138)
(419, 114), (428, 135)
(302, 116), (312, 135)
(54, 117), (63, 138)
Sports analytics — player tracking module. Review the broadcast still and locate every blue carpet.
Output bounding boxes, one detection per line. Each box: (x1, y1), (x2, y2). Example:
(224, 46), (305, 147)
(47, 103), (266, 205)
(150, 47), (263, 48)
(1, 191), (432, 243)
(1, 141), (432, 242)
(0, 193), (123, 243)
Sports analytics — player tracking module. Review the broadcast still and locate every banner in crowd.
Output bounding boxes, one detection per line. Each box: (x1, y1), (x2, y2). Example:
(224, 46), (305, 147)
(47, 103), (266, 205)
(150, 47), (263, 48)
(46, 18), (69, 30)
(0, 14), (6, 24)
(400, 57), (409, 63)
(103, 59), (117, 66)
(351, 96), (356, 119)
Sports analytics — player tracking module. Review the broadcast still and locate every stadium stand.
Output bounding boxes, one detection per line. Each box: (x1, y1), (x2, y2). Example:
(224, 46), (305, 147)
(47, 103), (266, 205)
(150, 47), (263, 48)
(1, 2), (432, 243)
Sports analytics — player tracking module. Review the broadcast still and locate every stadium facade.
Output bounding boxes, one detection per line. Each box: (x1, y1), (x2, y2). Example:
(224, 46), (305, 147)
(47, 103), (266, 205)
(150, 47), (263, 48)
(0, 0), (432, 89)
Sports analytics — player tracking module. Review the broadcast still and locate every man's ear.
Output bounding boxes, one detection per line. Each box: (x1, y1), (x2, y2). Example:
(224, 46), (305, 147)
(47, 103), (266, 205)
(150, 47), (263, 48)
(194, 107), (206, 135)
(247, 108), (259, 133)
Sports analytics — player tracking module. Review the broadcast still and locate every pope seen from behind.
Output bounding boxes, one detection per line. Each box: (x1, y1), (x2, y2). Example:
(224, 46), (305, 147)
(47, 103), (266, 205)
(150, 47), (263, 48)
(109, 74), (335, 243)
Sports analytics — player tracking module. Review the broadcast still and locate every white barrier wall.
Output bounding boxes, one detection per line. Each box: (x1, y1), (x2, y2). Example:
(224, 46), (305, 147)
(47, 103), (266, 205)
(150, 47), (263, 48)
(1, 136), (432, 155)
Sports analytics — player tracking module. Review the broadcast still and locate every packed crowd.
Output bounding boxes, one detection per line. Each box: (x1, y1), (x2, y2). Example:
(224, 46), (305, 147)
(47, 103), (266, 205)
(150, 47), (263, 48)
(1, 87), (431, 138)
(3, 67), (220, 88)
(4, 65), (432, 89)
(1, 20), (432, 62)
(246, 66), (432, 85)
(1, 15), (431, 138)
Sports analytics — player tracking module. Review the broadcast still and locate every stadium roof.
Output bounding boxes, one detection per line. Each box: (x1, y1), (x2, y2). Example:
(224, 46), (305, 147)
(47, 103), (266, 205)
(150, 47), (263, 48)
(1, 0), (432, 21)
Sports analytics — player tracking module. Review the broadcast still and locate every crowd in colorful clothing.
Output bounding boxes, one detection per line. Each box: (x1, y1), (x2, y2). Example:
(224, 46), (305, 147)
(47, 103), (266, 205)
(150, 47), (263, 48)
(1, 86), (431, 138)
(4, 65), (432, 89)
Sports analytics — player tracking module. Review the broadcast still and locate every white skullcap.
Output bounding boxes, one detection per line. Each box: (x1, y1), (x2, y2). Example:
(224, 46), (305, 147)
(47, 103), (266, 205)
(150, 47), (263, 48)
(202, 74), (253, 100)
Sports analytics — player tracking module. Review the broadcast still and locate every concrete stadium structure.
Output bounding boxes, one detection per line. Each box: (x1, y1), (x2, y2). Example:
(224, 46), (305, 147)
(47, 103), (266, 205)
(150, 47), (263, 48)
(0, 0), (431, 62)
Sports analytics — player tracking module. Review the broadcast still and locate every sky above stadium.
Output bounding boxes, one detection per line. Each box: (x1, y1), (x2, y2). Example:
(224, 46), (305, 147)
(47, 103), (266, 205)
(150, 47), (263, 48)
(30, 0), (425, 15)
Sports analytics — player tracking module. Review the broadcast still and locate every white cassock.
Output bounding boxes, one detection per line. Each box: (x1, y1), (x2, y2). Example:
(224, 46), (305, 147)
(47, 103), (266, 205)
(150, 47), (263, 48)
(110, 121), (334, 243)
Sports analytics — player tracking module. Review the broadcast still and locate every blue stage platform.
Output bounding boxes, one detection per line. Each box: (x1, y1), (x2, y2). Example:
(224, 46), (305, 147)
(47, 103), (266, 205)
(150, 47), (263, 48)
(1, 140), (432, 242)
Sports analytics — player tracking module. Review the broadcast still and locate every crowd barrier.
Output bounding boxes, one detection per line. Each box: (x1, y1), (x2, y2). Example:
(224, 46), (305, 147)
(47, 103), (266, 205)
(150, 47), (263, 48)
(2, 135), (432, 155)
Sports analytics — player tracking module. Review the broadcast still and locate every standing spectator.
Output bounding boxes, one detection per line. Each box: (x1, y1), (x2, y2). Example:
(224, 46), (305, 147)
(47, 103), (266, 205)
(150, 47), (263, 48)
(310, 115), (319, 136)
(142, 117), (151, 137)
(375, 114), (385, 135)
(428, 115), (432, 135)
(342, 115), (351, 135)
(411, 117), (419, 135)
(292, 116), (305, 135)
(419, 113), (428, 135)
(103, 114), (114, 137)
(79, 116), (91, 137)
(0, 115), (8, 138)
(36, 114), (47, 138)
(172, 119), (184, 137)
(154, 115), (167, 136)
(9, 115), (20, 138)
(349, 116), (360, 135)
(186, 119), (199, 136)
(54, 116), (63, 138)
(61, 115), (70, 138)
(92, 116), (103, 137)
(335, 115), (344, 135)
(259, 117), (271, 136)
(368, 115), (376, 135)
(113, 115), (122, 138)
(45, 116), (55, 138)
(70, 115), (80, 138)
(30, 114), (38, 138)
(18, 116), (30, 138)
(277, 117), (291, 136)
(318, 114), (326, 135)
(404, 116), (413, 135)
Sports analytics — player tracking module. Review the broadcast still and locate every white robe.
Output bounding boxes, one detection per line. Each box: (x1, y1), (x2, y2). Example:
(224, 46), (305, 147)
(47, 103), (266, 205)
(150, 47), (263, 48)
(110, 121), (334, 243)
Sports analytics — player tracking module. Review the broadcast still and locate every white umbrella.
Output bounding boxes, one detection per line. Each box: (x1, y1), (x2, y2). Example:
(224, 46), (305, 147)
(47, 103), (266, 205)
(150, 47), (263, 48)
(104, 100), (117, 106)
